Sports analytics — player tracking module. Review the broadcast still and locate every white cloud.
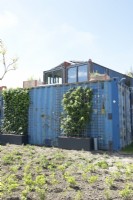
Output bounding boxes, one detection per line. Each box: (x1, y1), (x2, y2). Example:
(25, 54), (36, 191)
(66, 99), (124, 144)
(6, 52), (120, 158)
(0, 11), (18, 29)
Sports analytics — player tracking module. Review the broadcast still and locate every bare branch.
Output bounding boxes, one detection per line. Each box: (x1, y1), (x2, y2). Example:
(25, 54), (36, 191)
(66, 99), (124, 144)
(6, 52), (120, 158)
(6, 58), (18, 71)
(0, 39), (18, 81)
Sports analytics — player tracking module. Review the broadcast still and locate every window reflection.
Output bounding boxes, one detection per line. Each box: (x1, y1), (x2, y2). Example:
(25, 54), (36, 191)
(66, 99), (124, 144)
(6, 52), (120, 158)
(78, 65), (87, 82)
(67, 67), (77, 83)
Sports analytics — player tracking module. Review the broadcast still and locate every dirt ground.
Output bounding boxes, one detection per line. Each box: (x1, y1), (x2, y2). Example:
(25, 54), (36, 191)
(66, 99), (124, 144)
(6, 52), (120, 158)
(0, 144), (133, 200)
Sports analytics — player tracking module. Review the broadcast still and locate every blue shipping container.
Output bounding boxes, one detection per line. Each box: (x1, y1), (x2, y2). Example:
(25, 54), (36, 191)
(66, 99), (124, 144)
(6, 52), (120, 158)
(28, 79), (132, 150)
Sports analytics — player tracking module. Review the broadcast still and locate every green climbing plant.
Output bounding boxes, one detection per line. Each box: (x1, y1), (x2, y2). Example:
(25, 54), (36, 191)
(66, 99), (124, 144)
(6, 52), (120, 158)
(61, 86), (93, 137)
(1, 88), (29, 135)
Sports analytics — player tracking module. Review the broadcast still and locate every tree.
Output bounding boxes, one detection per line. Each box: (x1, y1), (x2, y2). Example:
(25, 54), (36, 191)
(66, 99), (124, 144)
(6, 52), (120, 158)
(0, 39), (18, 81)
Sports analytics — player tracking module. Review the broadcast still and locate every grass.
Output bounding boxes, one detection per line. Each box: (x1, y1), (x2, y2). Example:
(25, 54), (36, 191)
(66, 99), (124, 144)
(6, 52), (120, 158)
(121, 142), (133, 153)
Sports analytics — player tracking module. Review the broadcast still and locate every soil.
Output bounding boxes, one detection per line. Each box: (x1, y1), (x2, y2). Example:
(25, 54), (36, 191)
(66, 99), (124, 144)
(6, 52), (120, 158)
(0, 144), (133, 200)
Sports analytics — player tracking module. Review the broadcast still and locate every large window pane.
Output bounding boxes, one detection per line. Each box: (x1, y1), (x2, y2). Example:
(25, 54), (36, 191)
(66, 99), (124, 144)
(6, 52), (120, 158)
(67, 67), (77, 83)
(78, 65), (88, 82)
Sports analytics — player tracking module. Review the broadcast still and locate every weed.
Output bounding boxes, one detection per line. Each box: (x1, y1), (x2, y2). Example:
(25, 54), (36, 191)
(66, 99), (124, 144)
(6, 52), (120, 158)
(0, 182), (5, 198)
(58, 164), (66, 173)
(38, 155), (49, 169)
(21, 186), (30, 200)
(104, 189), (111, 200)
(5, 174), (19, 193)
(77, 163), (84, 170)
(125, 164), (133, 180)
(88, 175), (98, 184)
(74, 191), (83, 200)
(84, 163), (96, 173)
(24, 163), (31, 173)
(105, 177), (114, 189)
(35, 165), (43, 173)
(119, 184), (133, 199)
(36, 187), (46, 200)
(115, 161), (124, 170)
(54, 150), (65, 160)
(47, 162), (57, 171)
(23, 173), (35, 188)
(64, 172), (77, 187)
(82, 172), (88, 181)
(10, 165), (19, 173)
(35, 175), (46, 187)
(2, 153), (14, 165)
(12, 149), (23, 156)
(49, 172), (58, 185)
(96, 160), (108, 169)
(111, 171), (121, 180)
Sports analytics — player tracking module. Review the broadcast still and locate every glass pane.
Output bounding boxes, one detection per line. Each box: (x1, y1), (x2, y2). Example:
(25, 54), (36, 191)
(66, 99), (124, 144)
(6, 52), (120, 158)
(53, 70), (62, 84)
(78, 65), (88, 82)
(67, 67), (77, 83)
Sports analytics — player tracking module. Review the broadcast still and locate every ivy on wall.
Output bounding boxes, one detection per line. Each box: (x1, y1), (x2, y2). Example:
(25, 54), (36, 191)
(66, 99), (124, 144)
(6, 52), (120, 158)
(1, 88), (30, 135)
(61, 86), (93, 137)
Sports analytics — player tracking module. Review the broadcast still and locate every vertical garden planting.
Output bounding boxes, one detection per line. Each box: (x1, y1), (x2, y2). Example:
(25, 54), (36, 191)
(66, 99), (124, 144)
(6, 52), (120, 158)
(61, 86), (93, 137)
(1, 88), (30, 135)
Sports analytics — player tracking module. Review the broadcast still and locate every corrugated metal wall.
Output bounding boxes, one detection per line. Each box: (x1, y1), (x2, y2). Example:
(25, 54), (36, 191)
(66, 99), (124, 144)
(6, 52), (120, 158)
(118, 84), (132, 148)
(28, 80), (132, 150)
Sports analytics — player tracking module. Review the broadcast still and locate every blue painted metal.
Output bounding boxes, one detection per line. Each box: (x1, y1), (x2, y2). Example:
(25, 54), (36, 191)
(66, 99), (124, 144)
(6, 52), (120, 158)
(28, 80), (132, 150)
(92, 63), (125, 82)
(118, 84), (132, 149)
(111, 79), (120, 150)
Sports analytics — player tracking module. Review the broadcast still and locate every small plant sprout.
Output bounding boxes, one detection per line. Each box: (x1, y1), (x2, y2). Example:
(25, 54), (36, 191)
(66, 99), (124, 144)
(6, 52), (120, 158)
(5, 174), (19, 194)
(64, 172), (77, 187)
(54, 150), (65, 160)
(74, 191), (83, 200)
(125, 165), (133, 180)
(23, 173), (35, 189)
(57, 164), (67, 173)
(84, 163), (96, 173)
(105, 177), (114, 189)
(21, 186), (30, 200)
(96, 160), (108, 169)
(2, 153), (15, 165)
(110, 171), (121, 180)
(50, 172), (58, 185)
(35, 175), (46, 187)
(35, 187), (46, 200)
(82, 172), (88, 181)
(35, 165), (43, 173)
(104, 189), (111, 200)
(10, 165), (19, 173)
(88, 175), (98, 184)
(119, 184), (133, 199)
(115, 161), (124, 171)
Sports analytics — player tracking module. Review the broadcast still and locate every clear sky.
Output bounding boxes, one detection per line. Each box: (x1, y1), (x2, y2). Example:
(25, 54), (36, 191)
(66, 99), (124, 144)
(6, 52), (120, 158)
(0, 0), (133, 88)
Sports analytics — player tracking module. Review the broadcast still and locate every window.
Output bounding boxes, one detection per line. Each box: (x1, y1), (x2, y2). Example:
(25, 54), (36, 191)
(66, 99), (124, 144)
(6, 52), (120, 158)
(44, 70), (62, 84)
(78, 65), (88, 82)
(67, 67), (77, 83)
(67, 65), (88, 83)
